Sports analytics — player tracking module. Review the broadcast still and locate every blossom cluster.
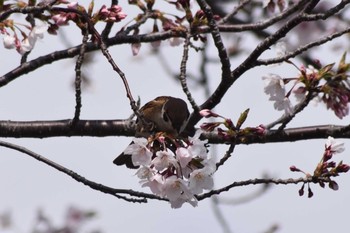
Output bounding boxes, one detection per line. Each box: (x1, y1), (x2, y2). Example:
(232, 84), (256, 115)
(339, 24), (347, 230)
(262, 0), (299, 13)
(129, 0), (218, 40)
(290, 136), (349, 197)
(2, 22), (47, 55)
(52, 2), (127, 26)
(123, 130), (215, 208)
(1, 1), (126, 54)
(262, 54), (350, 119)
(199, 109), (266, 141)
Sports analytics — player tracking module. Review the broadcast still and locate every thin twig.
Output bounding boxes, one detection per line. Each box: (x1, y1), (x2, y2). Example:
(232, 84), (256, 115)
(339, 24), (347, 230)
(256, 26), (350, 66)
(0, 139), (166, 203)
(197, 176), (329, 201)
(189, 0), (232, 130)
(72, 27), (89, 124)
(265, 92), (316, 130)
(179, 34), (199, 111)
(219, 0), (252, 24)
(216, 143), (235, 170)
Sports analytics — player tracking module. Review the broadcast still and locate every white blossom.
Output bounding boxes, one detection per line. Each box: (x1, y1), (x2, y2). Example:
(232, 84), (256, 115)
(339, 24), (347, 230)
(273, 96), (293, 115)
(19, 23), (48, 54)
(163, 176), (197, 208)
(176, 147), (193, 168)
(263, 74), (293, 115)
(135, 166), (153, 180)
(275, 41), (287, 57)
(325, 136), (345, 154)
(131, 43), (141, 56)
(263, 74), (285, 100)
(3, 34), (16, 49)
(151, 150), (178, 171)
(130, 129), (213, 208)
(188, 129), (208, 159)
(123, 138), (152, 166)
(189, 167), (214, 195)
(305, 65), (318, 75)
(141, 173), (164, 196)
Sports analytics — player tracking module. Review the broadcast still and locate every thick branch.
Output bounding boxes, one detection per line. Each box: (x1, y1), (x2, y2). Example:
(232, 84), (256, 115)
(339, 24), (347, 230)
(0, 119), (134, 137)
(0, 120), (349, 144)
(0, 31), (185, 87)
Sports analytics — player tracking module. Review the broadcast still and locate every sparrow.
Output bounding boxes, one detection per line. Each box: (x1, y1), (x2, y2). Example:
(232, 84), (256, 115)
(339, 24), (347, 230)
(113, 96), (190, 168)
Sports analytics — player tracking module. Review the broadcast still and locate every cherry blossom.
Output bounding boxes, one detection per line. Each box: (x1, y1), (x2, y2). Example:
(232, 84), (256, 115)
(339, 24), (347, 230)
(189, 166), (214, 194)
(176, 147), (193, 168)
(325, 136), (345, 155)
(52, 2), (79, 26)
(163, 176), (197, 208)
(123, 138), (153, 166)
(19, 23), (48, 54)
(2, 23), (48, 54)
(187, 130), (208, 159)
(131, 43), (141, 56)
(3, 34), (16, 49)
(98, 5), (127, 22)
(273, 96), (293, 115)
(262, 74), (293, 114)
(141, 173), (165, 196)
(199, 109), (220, 118)
(128, 129), (213, 208)
(151, 150), (178, 171)
(263, 74), (285, 100)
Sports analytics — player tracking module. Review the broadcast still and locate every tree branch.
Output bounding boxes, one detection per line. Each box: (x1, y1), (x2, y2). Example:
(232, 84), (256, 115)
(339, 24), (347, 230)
(197, 176), (329, 201)
(0, 120), (349, 144)
(0, 139), (166, 203)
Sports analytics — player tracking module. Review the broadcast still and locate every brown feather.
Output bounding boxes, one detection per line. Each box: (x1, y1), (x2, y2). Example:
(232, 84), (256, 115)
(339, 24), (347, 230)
(113, 96), (189, 169)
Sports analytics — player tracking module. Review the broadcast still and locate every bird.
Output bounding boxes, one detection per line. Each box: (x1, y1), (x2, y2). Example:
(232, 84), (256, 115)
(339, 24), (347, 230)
(113, 96), (190, 168)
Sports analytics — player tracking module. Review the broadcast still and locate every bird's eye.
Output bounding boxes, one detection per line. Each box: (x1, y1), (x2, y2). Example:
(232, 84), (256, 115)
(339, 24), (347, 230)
(163, 112), (169, 122)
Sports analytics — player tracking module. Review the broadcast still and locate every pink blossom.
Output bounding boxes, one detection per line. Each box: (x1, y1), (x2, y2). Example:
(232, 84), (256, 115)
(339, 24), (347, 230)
(52, 14), (69, 26)
(123, 138), (152, 166)
(151, 150), (178, 171)
(262, 74), (294, 114)
(67, 2), (78, 9)
(188, 130), (208, 159)
(3, 34), (16, 49)
(263, 74), (285, 101)
(98, 4), (127, 22)
(2, 24), (47, 54)
(199, 109), (219, 118)
(189, 167), (214, 194)
(176, 147), (193, 168)
(131, 43), (141, 56)
(163, 176), (197, 208)
(141, 173), (164, 196)
(130, 129), (213, 208)
(272, 96), (293, 115)
(135, 166), (154, 180)
(325, 136), (345, 154)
